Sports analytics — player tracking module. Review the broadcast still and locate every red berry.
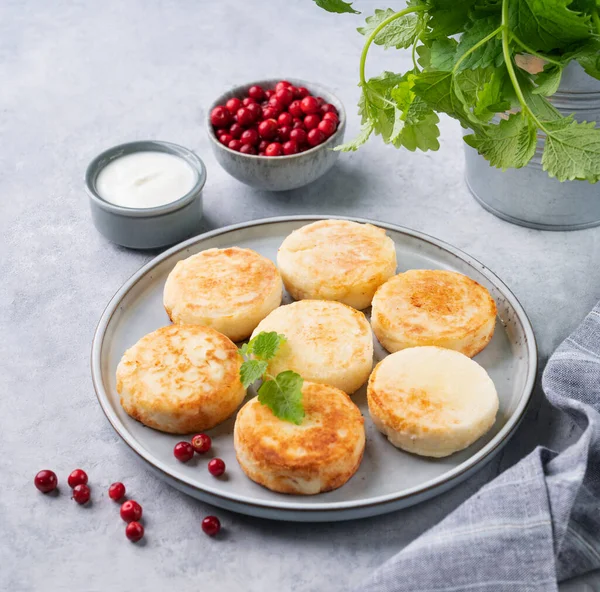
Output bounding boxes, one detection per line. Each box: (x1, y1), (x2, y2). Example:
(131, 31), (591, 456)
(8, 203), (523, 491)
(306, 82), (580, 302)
(301, 96), (320, 114)
(228, 139), (242, 151)
(202, 515), (221, 537)
(246, 102), (262, 121)
(292, 118), (305, 130)
(125, 521), (144, 543)
(242, 97), (256, 107)
(208, 458), (226, 476)
(283, 140), (299, 155)
(248, 85), (266, 101)
(278, 126), (292, 142)
(240, 143), (257, 155)
(68, 469), (88, 489)
(275, 80), (292, 92)
(210, 106), (231, 128)
(304, 114), (321, 130)
(265, 89), (275, 99)
(307, 128), (326, 147)
(258, 119), (278, 140)
(262, 106), (278, 120)
(229, 123), (243, 139)
(191, 433), (212, 454)
(278, 112), (293, 127)
(120, 500), (143, 523)
(288, 100), (304, 118)
(318, 119), (337, 137)
(316, 96), (325, 107)
(295, 86), (310, 99)
(258, 140), (269, 152)
(72, 484), (91, 505)
(174, 441), (195, 463)
(323, 112), (339, 124)
(236, 107), (254, 127)
(108, 482), (126, 502)
(240, 128), (259, 146)
(321, 103), (338, 116)
(34, 470), (57, 494)
(219, 133), (233, 146)
(267, 96), (283, 115)
(289, 128), (307, 145)
(275, 87), (293, 107)
(225, 98), (242, 114)
(258, 151), (266, 156)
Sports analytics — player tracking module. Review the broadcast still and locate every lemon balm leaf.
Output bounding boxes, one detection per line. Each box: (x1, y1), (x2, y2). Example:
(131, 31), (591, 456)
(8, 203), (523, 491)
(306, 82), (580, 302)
(258, 371), (305, 425)
(240, 360), (268, 389)
(245, 331), (286, 360)
(313, 0), (360, 14)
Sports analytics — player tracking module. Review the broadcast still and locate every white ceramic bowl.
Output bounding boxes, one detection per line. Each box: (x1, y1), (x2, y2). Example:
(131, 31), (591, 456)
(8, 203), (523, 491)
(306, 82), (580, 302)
(206, 78), (346, 191)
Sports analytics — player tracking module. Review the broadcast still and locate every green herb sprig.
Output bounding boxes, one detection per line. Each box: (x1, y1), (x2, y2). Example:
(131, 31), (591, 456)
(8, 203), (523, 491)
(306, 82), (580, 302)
(240, 332), (305, 425)
(313, 0), (600, 182)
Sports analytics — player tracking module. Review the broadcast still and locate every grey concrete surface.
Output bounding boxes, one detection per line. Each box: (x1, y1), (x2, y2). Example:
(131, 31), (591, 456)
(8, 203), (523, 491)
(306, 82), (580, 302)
(1, 1), (599, 590)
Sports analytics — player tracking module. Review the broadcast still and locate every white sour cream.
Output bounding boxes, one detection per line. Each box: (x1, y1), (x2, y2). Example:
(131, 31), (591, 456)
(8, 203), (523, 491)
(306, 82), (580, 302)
(96, 151), (197, 209)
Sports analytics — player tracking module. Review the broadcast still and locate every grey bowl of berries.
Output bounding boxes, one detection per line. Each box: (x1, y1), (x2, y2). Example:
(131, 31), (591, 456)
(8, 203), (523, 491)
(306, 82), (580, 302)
(206, 78), (346, 191)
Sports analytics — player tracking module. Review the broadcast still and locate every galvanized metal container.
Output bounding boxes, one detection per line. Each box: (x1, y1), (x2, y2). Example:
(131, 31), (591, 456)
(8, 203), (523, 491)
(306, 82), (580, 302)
(464, 62), (600, 231)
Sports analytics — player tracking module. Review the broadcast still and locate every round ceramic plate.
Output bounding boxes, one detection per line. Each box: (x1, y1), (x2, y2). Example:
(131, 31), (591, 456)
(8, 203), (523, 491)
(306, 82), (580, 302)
(91, 216), (537, 522)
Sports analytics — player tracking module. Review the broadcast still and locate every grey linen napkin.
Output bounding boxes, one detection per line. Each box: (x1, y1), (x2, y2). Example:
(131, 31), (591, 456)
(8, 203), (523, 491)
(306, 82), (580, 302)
(359, 304), (600, 592)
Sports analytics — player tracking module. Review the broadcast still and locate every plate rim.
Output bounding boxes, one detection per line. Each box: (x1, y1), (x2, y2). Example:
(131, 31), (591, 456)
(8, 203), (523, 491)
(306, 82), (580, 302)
(91, 214), (538, 514)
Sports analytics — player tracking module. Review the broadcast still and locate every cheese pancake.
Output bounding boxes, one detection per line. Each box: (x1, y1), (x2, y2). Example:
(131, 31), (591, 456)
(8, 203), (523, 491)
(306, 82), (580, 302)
(164, 247), (283, 342)
(277, 219), (397, 310)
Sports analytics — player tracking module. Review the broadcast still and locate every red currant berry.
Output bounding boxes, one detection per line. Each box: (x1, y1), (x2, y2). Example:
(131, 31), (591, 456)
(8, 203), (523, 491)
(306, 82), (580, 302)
(321, 103), (338, 115)
(318, 119), (337, 137)
(174, 441), (194, 463)
(191, 433), (212, 454)
(258, 140), (269, 152)
(307, 128), (326, 147)
(292, 118), (305, 129)
(246, 102), (262, 121)
(275, 80), (292, 92)
(262, 106), (278, 120)
(225, 98), (242, 114)
(68, 469), (88, 489)
(125, 521), (144, 543)
(248, 85), (266, 101)
(228, 139), (242, 151)
(72, 484), (91, 505)
(219, 133), (233, 146)
(267, 96), (283, 115)
(278, 112), (293, 127)
(275, 87), (293, 107)
(278, 125), (292, 142)
(242, 97), (256, 107)
(240, 143), (257, 155)
(289, 128), (307, 145)
(210, 106), (231, 128)
(283, 140), (299, 155)
(120, 500), (143, 523)
(208, 458), (226, 476)
(316, 96), (325, 107)
(236, 107), (254, 127)
(304, 114), (321, 130)
(229, 123), (243, 139)
(258, 119), (278, 140)
(301, 96), (320, 114)
(288, 100), (304, 118)
(34, 470), (57, 494)
(108, 482), (126, 502)
(202, 515), (221, 537)
(265, 88), (275, 99)
(295, 87), (310, 99)
(322, 112), (339, 124)
(240, 128), (259, 146)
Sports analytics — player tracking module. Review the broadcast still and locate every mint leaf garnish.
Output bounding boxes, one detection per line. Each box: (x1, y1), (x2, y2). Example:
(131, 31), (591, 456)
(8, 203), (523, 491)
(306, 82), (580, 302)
(313, 0), (359, 14)
(358, 8), (423, 50)
(240, 359), (268, 389)
(258, 371), (305, 425)
(245, 331), (286, 360)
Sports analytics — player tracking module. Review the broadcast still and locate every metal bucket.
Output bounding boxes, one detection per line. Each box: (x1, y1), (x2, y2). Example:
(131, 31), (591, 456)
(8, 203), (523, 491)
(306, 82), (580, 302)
(464, 62), (600, 231)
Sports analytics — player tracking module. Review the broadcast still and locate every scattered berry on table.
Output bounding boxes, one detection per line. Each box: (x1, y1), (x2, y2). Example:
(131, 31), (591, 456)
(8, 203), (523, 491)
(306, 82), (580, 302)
(34, 470), (58, 494)
(202, 516), (221, 537)
(208, 458), (226, 477)
(125, 521), (145, 543)
(108, 482), (126, 502)
(72, 484), (91, 505)
(67, 469), (88, 489)
(120, 500), (143, 522)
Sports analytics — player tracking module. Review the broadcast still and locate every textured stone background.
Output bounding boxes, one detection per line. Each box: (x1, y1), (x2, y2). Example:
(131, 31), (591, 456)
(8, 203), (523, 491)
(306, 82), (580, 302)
(1, 1), (599, 590)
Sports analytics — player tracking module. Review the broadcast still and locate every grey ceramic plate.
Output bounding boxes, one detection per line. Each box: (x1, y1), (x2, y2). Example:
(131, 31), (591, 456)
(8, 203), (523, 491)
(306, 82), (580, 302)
(91, 216), (537, 522)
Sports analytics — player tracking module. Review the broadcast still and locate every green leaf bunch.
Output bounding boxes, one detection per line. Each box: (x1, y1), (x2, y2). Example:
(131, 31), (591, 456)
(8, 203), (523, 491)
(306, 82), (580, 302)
(314, 0), (600, 182)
